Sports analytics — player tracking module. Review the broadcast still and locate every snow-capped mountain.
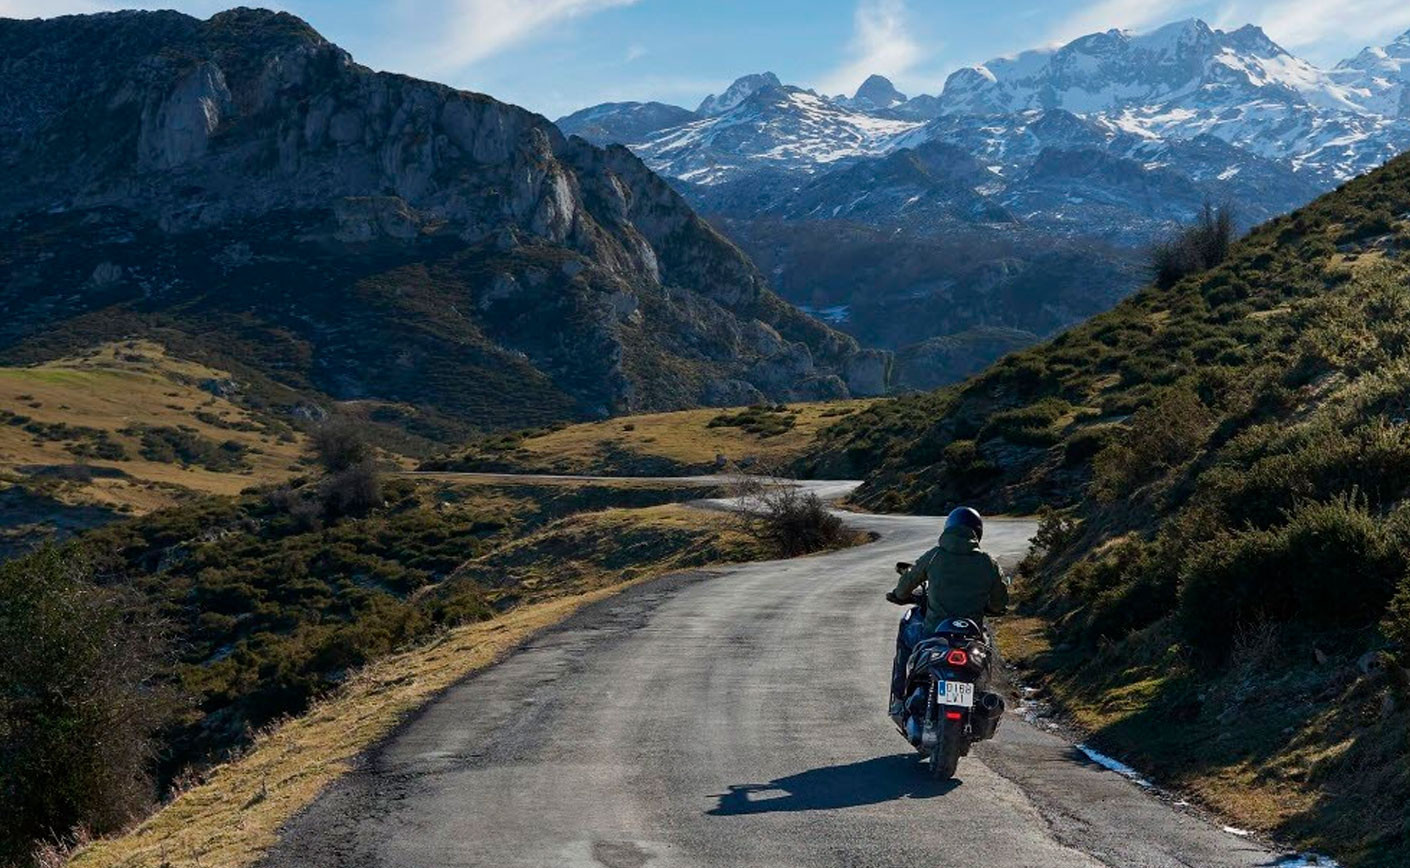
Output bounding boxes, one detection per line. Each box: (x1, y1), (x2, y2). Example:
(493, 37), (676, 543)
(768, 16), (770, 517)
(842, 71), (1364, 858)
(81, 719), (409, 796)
(935, 19), (1408, 182)
(835, 74), (908, 111)
(554, 101), (698, 148)
(937, 20), (1360, 116)
(630, 79), (921, 185)
(554, 19), (1410, 387)
(696, 72), (782, 116)
(1333, 30), (1410, 118)
(561, 20), (1410, 221)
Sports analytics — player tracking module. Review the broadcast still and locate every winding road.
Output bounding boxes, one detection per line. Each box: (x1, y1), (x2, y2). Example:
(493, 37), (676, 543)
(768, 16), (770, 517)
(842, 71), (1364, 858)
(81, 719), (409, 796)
(265, 479), (1301, 867)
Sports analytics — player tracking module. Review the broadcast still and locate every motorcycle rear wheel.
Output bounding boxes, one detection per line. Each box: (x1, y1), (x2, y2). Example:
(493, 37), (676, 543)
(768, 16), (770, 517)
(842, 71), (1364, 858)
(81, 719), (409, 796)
(930, 728), (962, 780)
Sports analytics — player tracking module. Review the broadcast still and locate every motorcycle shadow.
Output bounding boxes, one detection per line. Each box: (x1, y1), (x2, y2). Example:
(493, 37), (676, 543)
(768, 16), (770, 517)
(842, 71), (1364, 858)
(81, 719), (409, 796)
(707, 754), (961, 816)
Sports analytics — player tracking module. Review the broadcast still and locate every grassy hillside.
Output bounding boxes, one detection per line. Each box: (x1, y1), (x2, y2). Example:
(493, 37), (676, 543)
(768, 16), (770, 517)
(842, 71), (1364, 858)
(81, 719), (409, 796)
(423, 399), (874, 476)
(0, 341), (315, 553)
(812, 153), (1410, 863)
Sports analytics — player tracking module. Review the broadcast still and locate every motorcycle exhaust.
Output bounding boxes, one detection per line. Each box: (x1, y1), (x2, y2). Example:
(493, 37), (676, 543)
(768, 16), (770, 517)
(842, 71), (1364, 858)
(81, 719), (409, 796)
(977, 692), (1006, 716)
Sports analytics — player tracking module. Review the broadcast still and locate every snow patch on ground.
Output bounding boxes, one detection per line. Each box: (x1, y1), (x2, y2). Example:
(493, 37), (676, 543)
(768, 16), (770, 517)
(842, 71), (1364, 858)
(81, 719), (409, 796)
(1076, 744), (1154, 788)
(1270, 854), (1342, 867)
(797, 304), (851, 324)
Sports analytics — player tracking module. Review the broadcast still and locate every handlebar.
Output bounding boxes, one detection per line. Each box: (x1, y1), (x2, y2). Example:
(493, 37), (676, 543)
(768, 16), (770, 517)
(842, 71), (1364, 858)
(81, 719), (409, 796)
(885, 583), (927, 607)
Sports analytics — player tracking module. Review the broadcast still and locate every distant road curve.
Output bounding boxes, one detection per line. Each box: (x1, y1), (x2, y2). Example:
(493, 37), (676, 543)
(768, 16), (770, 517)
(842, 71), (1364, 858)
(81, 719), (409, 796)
(267, 474), (1302, 867)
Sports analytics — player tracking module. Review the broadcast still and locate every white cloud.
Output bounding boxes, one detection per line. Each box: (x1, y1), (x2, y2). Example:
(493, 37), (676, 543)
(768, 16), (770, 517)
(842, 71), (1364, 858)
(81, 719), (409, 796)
(1049, 0), (1410, 58)
(1214, 0), (1410, 53)
(817, 0), (926, 97)
(625, 43), (647, 62)
(1046, 0), (1193, 46)
(399, 0), (641, 75)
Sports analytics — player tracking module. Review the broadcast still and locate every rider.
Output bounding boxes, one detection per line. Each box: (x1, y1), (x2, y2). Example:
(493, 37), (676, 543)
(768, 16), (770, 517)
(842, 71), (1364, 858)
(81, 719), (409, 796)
(886, 506), (1010, 718)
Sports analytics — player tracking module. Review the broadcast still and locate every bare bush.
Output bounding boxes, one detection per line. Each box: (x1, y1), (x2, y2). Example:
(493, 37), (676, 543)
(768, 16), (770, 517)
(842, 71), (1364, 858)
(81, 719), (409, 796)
(731, 471), (849, 557)
(320, 461), (383, 518)
(307, 420), (383, 519)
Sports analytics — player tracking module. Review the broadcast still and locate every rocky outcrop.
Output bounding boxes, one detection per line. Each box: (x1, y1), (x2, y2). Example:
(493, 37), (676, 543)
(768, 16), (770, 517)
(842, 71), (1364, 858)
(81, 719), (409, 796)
(0, 10), (891, 435)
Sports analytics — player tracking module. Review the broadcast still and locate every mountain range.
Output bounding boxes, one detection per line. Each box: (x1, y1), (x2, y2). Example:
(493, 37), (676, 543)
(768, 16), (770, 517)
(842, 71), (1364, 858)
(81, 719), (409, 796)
(0, 10), (887, 446)
(558, 19), (1410, 385)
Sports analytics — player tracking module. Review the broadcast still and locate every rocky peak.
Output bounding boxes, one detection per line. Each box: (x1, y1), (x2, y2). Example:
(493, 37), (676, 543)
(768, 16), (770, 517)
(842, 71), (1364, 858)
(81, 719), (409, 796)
(1, 10), (888, 430)
(852, 74), (907, 109)
(1332, 27), (1410, 117)
(935, 17), (1350, 116)
(697, 72), (783, 116)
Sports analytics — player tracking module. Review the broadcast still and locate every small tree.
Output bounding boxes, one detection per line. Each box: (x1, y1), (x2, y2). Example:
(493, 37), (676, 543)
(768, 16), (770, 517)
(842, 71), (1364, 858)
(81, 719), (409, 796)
(311, 420), (373, 474)
(0, 549), (175, 864)
(1150, 202), (1237, 289)
(309, 420), (383, 518)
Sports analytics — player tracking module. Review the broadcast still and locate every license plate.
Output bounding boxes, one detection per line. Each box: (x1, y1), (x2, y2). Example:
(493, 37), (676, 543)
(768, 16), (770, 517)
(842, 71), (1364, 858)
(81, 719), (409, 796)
(938, 681), (974, 708)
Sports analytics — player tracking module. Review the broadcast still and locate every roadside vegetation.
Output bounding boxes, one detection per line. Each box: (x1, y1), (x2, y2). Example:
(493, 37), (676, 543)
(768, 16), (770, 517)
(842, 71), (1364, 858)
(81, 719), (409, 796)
(3, 415), (866, 867)
(812, 153), (1410, 863)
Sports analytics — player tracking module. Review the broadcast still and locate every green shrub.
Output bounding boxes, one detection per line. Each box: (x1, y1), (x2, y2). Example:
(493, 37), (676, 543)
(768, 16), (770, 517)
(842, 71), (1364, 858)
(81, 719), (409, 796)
(1092, 389), (1213, 500)
(941, 439), (1000, 491)
(1063, 425), (1115, 467)
(1384, 574), (1410, 654)
(707, 404), (797, 437)
(1179, 496), (1405, 658)
(980, 397), (1070, 445)
(0, 549), (176, 864)
(125, 424), (250, 471)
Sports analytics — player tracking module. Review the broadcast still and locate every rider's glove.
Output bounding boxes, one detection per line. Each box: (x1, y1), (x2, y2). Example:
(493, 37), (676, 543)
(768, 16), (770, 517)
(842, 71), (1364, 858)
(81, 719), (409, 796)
(885, 591), (902, 605)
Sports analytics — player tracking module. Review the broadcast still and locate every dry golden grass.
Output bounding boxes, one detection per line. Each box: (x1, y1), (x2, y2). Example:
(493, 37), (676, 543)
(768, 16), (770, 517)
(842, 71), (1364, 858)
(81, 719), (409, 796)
(491, 399), (875, 474)
(413, 471), (718, 489)
(993, 615), (1052, 667)
(0, 341), (306, 513)
(68, 590), (611, 868)
(456, 504), (765, 597)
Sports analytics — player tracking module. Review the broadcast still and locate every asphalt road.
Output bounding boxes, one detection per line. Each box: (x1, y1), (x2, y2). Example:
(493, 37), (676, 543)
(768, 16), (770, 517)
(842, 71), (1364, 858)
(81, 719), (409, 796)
(266, 480), (1297, 867)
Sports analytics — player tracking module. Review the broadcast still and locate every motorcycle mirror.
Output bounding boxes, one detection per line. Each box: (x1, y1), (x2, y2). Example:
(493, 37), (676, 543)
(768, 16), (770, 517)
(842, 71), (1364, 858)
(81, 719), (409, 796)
(895, 561), (911, 575)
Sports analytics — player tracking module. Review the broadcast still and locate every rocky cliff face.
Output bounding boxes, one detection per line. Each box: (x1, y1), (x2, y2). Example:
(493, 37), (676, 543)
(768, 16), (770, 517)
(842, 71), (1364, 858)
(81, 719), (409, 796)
(0, 10), (884, 438)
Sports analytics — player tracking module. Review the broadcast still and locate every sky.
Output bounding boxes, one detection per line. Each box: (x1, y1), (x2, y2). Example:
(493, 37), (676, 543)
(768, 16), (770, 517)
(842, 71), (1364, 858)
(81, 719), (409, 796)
(5, 0), (1410, 119)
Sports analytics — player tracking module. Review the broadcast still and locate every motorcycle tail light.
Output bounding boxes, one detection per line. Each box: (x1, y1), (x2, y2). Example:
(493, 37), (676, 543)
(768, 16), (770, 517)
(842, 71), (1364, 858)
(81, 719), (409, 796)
(944, 710), (963, 720)
(945, 649), (969, 666)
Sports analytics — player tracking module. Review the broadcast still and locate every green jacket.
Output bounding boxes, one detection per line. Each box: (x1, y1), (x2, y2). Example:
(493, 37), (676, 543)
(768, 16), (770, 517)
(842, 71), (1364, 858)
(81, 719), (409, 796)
(893, 526), (1010, 632)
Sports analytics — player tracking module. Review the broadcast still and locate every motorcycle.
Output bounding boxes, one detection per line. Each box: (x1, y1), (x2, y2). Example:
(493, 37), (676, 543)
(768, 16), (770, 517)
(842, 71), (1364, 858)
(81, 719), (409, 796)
(888, 561), (1006, 779)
